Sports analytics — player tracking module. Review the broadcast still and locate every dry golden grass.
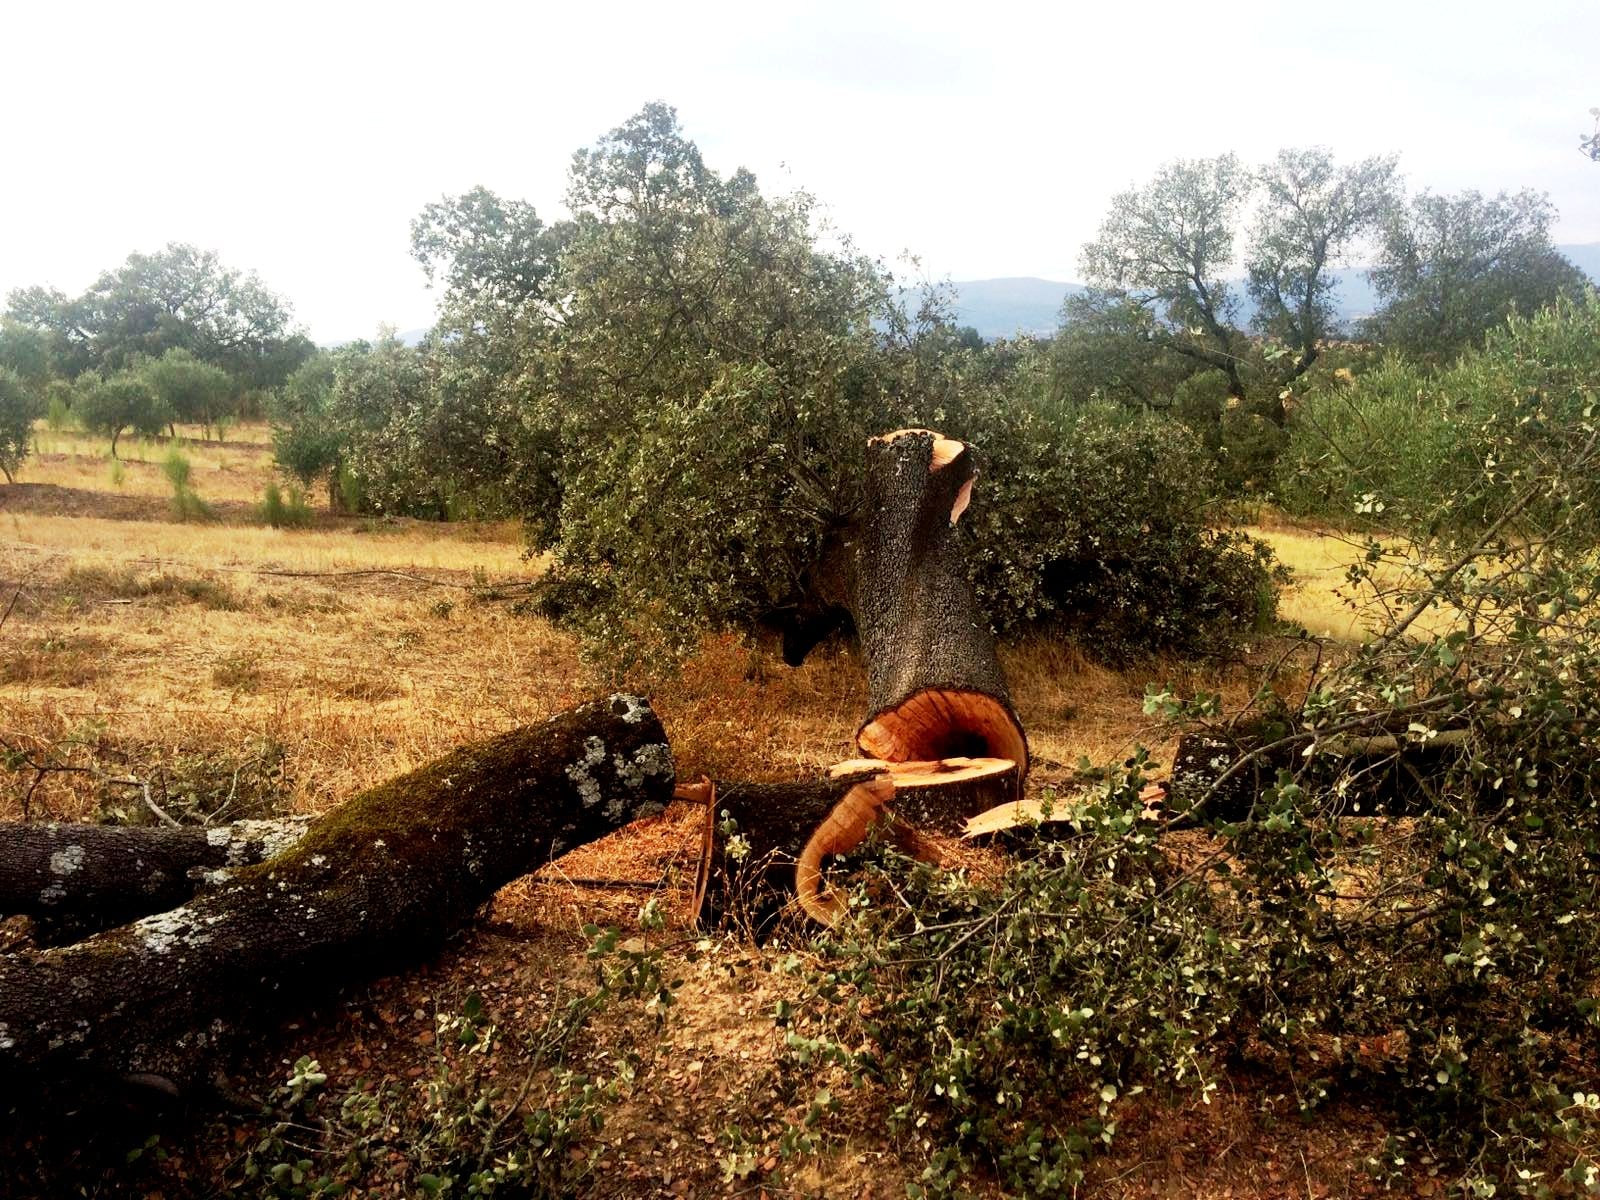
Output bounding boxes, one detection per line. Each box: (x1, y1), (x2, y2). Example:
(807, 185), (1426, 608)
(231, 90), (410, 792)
(1249, 521), (1469, 643)
(0, 427), (1334, 832)
(26, 423), (280, 504)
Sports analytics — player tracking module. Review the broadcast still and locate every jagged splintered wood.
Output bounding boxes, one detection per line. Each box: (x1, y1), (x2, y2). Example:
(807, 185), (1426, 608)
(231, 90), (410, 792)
(852, 429), (1028, 786)
(0, 695), (674, 1089)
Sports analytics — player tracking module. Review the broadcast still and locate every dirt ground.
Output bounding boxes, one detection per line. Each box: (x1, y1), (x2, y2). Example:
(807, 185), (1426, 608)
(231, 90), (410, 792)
(0, 425), (1430, 1197)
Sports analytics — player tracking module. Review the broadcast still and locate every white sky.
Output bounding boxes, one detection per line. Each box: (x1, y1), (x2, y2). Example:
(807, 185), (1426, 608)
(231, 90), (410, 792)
(3, 0), (1596, 343)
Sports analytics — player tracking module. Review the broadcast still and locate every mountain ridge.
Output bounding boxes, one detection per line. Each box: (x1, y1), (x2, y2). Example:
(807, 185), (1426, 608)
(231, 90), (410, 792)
(940, 243), (1600, 341)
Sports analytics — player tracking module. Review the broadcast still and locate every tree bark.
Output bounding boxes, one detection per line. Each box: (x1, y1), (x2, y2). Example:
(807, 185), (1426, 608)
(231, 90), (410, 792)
(850, 430), (1028, 784)
(698, 774), (882, 937)
(0, 818), (310, 945)
(0, 694), (674, 1087)
(1164, 726), (1470, 823)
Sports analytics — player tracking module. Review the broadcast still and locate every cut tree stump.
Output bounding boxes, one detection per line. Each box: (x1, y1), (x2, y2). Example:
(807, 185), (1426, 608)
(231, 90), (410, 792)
(695, 772), (893, 935)
(0, 817), (311, 945)
(827, 756), (1016, 834)
(0, 694), (674, 1088)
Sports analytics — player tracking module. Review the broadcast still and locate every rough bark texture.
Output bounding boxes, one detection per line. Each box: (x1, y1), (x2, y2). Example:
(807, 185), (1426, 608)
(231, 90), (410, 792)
(0, 818), (310, 945)
(851, 430), (1028, 780)
(700, 774), (883, 937)
(0, 694), (673, 1085)
(1167, 727), (1467, 823)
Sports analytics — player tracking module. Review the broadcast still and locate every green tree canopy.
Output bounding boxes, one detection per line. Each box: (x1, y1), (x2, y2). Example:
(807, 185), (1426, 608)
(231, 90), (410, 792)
(142, 348), (235, 438)
(1078, 154), (1251, 399)
(1247, 148), (1399, 381)
(0, 367), (34, 483)
(0, 320), (58, 399)
(75, 370), (170, 458)
(4, 244), (313, 390)
(270, 353), (344, 504)
(1365, 189), (1589, 362)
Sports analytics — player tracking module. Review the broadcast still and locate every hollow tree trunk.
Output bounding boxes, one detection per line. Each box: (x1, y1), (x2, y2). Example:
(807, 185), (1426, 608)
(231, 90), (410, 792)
(851, 429), (1028, 786)
(734, 429), (1034, 927)
(0, 694), (673, 1087)
(0, 817), (311, 945)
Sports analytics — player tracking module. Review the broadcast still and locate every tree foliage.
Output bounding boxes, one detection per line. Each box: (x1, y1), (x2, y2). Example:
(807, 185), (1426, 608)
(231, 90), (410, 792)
(0, 367), (34, 483)
(1076, 149), (1402, 427)
(142, 348), (235, 438)
(1078, 155), (1252, 399)
(4, 244), (312, 393)
(1280, 294), (1600, 537)
(1365, 189), (1589, 363)
(1247, 148), (1398, 379)
(269, 354), (343, 503)
(75, 370), (170, 458)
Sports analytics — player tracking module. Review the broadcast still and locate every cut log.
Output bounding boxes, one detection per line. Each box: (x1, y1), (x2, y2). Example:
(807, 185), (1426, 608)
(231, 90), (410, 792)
(1161, 726), (1470, 823)
(828, 756), (1017, 834)
(851, 429), (1028, 787)
(0, 694), (674, 1086)
(0, 817), (311, 945)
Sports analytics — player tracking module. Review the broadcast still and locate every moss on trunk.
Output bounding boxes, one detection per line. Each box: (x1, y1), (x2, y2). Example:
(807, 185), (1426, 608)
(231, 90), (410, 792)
(0, 694), (673, 1089)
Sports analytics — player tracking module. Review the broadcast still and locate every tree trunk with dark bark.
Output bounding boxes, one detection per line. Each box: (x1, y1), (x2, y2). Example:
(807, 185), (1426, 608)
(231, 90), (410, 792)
(0, 818), (310, 945)
(851, 430), (1028, 784)
(1164, 725), (1470, 823)
(0, 694), (673, 1088)
(697, 774), (884, 936)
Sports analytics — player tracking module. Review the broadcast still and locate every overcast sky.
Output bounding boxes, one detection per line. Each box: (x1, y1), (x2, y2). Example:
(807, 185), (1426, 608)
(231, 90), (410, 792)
(3, 0), (1596, 343)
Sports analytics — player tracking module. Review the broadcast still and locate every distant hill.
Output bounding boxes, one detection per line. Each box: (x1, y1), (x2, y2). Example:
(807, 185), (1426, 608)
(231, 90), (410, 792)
(948, 244), (1600, 342)
(334, 247), (1600, 351)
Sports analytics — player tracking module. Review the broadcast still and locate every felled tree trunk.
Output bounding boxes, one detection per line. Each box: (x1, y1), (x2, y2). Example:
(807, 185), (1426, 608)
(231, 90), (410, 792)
(851, 430), (1028, 785)
(1163, 725), (1471, 823)
(713, 430), (1034, 927)
(0, 694), (673, 1087)
(0, 817), (311, 945)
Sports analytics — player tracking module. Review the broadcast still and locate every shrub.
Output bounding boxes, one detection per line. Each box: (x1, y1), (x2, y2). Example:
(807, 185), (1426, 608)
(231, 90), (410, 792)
(43, 380), (75, 432)
(0, 366), (32, 483)
(1278, 293), (1600, 543)
(544, 359), (1279, 671)
(258, 481), (313, 528)
(949, 395), (1283, 661)
(162, 447), (210, 521)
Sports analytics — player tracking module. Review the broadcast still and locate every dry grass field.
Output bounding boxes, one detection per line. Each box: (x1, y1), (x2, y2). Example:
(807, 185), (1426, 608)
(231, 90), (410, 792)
(0, 424), (1418, 1197)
